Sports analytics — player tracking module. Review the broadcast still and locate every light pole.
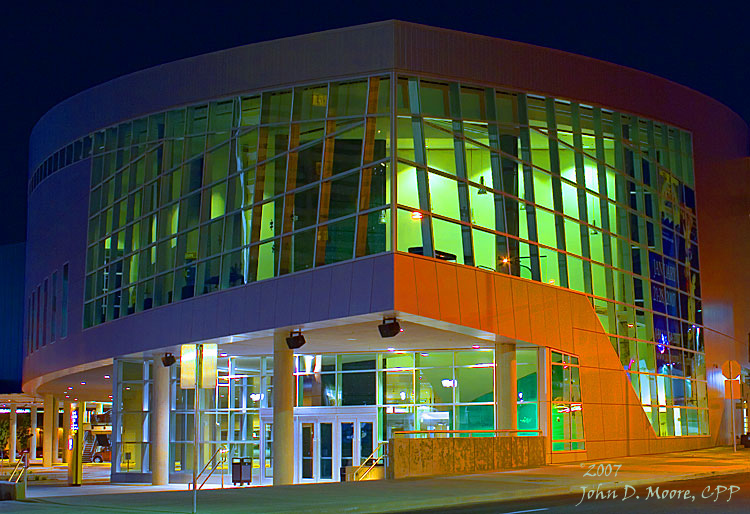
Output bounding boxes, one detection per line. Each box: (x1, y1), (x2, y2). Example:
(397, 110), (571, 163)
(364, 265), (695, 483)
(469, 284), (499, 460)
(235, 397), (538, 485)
(180, 343), (217, 514)
(193, 344), (200, 514)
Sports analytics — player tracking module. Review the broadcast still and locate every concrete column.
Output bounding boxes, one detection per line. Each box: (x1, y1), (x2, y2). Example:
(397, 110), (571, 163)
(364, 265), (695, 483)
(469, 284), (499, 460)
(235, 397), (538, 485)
(43, 394), (55, 467)
(62, 401), (71, 463)
(495, 340), (517, 431)
(152, 358), (171, 485)
(272, 330), (295, 485)
(9, 403), (17, 463)
(52, 398), (60, 463)
(30, 406), (38, 460)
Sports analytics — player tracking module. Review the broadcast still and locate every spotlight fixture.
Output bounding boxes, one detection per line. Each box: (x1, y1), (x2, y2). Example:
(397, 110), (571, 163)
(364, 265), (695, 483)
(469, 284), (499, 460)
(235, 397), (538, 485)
(378, 318), (402, 338)
(286, 330), (307, 350)
(161, 353), (176, 367)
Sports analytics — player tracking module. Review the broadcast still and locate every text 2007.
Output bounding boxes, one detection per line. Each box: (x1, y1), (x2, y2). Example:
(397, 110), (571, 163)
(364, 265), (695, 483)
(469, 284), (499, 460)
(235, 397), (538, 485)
(580, 463), (621, 477)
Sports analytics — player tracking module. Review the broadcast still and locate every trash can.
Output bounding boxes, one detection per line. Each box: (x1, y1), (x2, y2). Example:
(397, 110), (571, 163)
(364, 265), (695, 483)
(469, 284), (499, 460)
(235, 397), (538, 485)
(232, 457), (253, 486)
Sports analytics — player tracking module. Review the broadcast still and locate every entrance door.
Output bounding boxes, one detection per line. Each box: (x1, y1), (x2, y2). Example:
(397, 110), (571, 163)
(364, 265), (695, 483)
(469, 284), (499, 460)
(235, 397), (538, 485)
(259, 408), (377, 484)
(294, 410), (377, 483)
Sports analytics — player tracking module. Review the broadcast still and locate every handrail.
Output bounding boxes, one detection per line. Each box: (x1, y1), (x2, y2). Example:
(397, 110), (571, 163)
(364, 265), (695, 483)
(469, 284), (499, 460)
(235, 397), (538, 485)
(199, 457), (225, 490)
(8, 455), (28, 484)
(189, 445), (227, 490)
(393, 429), (542, 438)
(354, 441), (388, 481)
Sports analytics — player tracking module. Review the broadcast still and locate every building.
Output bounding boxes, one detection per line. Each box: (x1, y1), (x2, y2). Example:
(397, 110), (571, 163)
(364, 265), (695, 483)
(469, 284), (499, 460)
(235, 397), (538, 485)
(23, 21), (750, 485)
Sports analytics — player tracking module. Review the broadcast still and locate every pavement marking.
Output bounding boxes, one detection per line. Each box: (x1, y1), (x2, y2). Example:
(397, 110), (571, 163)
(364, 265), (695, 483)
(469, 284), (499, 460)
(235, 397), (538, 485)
(501, 509), (549, 514)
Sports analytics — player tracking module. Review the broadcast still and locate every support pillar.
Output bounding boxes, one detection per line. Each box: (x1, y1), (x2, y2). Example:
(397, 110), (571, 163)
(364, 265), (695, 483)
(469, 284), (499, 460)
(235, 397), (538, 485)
(52, 398), (60, 463)
(43, 394), (55, 467)
(62, 401), (71, 463)
(9, 403), (17, 463)
(152, 357), (171, 485)
(272, 330), (294, 485)
(495, 340), (517, 432)
(30, 406), (38, 461)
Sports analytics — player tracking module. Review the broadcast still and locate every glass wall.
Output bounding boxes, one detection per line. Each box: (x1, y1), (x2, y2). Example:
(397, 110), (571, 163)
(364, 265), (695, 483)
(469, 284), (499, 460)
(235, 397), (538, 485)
(84, 76), (391, 327)
(101, 73), (706, 440)
(113, 359), (152, 473)
(114, 349), (505, 477)
(393, 75), (706, 437)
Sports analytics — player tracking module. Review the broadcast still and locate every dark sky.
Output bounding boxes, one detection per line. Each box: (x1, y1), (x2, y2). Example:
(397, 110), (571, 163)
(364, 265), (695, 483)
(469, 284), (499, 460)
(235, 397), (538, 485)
(3, 1), (748, 245)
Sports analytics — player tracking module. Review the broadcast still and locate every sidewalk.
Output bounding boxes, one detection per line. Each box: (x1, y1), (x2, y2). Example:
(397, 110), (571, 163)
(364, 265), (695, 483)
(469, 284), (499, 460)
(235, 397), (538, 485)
(2, 446), (749, 513)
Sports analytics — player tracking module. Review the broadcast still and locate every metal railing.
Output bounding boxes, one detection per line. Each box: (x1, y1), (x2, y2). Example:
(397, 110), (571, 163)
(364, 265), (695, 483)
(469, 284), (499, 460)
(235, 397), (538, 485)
(393, 429), (542, 438)
(189, 445), (228, 490)
(8, 454), (28, 490)
(354, 441), (389, 481)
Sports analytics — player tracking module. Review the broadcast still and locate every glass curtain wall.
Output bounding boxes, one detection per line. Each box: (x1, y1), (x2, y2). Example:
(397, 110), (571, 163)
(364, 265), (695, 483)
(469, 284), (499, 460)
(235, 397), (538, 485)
(394, 75), (706, 437)
(84, 75), (392, 328)
(103, 73), (705, 441)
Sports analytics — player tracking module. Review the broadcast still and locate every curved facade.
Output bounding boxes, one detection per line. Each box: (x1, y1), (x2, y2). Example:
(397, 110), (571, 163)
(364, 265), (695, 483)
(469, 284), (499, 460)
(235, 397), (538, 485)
(24, 21), (750, 483)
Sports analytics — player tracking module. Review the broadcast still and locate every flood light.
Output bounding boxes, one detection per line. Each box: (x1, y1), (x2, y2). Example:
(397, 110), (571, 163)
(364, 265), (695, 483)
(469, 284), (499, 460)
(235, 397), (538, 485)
(286, 331), (306, 350)
(161, 353), (176, 367)
(378, 318), (401, 338)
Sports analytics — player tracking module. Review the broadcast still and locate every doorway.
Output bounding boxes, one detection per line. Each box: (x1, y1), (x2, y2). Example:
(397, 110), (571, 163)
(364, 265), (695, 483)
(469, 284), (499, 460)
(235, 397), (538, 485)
(260, 407), (377, 484)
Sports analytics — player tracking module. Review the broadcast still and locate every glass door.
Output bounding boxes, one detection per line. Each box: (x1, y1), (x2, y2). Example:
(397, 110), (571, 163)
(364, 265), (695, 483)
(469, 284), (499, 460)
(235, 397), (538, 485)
(295, 413), (377, 483)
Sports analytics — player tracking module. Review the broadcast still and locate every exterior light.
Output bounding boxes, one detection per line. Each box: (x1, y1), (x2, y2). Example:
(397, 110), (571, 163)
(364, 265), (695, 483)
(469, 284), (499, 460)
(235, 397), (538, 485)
(104, 375), (110, 379)
(472, 344), (480, 349)
(286, 331), (306, 350)
(501, 257), (510, 265)
(219, 353), (228, 357)
(161, 353), (176, 367)
(68, 387), (73, 390)
(378, 318), (401, 338)
(80, 382), (86, 385)
(410, 211), (423, 220)
(441, 379), (457, 388)
(387, 347), (395, 352)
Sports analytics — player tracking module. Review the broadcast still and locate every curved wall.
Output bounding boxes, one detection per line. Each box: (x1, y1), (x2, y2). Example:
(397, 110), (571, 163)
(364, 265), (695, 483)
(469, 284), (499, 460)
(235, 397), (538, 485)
(24, 21), (750, 394)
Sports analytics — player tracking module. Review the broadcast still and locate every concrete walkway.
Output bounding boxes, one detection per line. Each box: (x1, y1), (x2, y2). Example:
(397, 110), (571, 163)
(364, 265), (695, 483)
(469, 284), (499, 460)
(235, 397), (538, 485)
(1, 446), (748, 513)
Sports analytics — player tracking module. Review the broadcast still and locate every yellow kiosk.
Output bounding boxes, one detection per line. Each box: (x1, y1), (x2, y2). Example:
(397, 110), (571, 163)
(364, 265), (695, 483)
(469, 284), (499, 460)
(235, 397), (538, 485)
(67, 405), (83, 486)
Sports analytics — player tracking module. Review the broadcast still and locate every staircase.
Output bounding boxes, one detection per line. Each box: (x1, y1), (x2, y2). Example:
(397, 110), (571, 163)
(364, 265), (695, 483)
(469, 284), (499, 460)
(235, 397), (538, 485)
(82, 441), (95, 463)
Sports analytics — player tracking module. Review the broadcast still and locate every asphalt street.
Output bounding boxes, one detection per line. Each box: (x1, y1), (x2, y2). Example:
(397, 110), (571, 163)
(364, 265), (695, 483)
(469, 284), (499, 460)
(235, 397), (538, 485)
(400, 472), (750, 514)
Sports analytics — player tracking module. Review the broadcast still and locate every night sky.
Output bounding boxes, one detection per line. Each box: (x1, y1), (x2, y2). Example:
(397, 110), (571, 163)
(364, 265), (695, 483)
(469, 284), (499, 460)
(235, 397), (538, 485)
(3, 2), (748, 245)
